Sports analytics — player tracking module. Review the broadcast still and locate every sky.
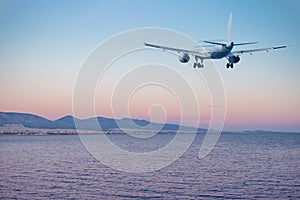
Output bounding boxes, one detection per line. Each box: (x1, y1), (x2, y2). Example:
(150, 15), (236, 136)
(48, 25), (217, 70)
(0, 0), (299, 131)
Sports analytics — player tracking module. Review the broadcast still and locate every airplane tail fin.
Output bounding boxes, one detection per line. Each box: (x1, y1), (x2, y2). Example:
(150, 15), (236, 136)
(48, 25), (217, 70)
(227, 13), (232, 44)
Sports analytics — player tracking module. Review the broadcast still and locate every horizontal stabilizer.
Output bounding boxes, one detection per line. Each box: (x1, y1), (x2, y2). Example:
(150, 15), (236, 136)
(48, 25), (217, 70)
(193, 45), (214, 48)
(234, 42), (258, 46)
(203, 41), (226, 46)
(273, 45), (287, 49)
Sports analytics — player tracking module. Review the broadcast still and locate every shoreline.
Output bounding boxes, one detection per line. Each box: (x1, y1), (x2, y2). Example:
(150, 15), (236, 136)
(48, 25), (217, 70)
(0, 125), (298, 136)
(0, 126), (197, 136)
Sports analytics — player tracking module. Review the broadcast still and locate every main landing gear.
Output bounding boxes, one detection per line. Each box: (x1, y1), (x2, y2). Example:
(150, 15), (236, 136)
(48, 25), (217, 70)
(226, 63), (234, 68)
(194, 63), (204, 68)
(193, 57), (204, 68)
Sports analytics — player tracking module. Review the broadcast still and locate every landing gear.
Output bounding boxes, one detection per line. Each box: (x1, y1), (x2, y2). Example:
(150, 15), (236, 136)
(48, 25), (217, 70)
(226, 63), (234, 69)
(194, 57), (204, 68)
(194, 63), (204, 68)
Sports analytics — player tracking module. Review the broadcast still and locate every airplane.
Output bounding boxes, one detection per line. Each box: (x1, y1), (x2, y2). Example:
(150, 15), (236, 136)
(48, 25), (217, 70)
(144, 13), (286, 69)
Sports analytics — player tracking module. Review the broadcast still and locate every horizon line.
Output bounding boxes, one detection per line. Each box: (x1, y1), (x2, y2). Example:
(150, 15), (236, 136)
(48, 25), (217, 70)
(0, 110), (299, 133)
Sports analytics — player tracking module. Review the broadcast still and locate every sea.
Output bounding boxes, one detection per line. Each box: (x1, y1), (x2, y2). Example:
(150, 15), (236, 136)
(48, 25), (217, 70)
(0, 132), (299, 199)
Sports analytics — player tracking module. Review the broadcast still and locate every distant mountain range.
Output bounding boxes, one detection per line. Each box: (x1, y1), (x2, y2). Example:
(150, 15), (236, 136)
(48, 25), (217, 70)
(0, 112), (201, 131)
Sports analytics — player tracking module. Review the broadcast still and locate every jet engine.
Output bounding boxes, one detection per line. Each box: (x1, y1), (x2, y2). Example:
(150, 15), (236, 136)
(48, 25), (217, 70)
(228, 55), (240, 63)
(179, 53), (190, 63)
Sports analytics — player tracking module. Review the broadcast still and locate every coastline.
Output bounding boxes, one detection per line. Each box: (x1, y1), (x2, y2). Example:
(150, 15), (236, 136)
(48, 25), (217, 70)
(0, 124), (188, 136)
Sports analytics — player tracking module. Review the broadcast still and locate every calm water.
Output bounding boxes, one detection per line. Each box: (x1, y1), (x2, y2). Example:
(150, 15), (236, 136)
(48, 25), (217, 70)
(0, 132), (299, 199)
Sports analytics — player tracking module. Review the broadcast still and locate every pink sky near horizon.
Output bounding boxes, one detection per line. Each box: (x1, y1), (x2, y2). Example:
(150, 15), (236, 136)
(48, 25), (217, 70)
(1, 78), (299, 132)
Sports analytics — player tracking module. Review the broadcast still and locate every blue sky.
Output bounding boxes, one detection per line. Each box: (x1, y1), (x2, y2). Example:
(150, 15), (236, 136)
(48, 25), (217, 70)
(0, 0), (299, 131)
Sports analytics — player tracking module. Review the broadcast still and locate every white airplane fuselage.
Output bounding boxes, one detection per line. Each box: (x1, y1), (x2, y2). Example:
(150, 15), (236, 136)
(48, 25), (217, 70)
(209, 43), (234, 59)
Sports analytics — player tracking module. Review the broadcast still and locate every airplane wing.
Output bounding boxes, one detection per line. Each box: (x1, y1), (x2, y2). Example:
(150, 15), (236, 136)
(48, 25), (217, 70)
(144, 42), (209, 59)
(232, 45), (287, 55)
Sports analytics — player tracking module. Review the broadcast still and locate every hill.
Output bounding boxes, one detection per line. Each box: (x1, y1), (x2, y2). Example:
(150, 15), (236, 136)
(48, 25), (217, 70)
(0, 112), (200, 131)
